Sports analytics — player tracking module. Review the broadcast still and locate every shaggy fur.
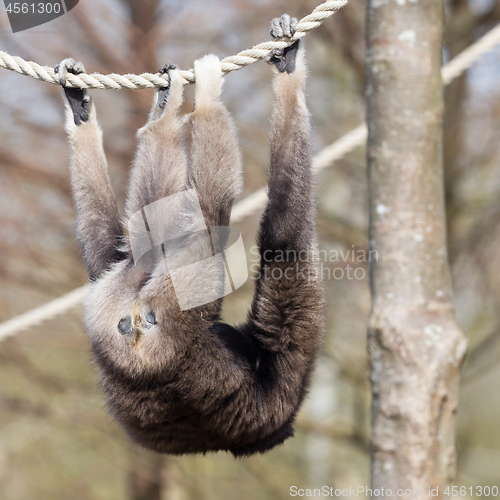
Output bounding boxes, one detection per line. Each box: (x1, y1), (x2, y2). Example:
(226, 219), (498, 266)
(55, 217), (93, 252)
(58, 16), (324, 457)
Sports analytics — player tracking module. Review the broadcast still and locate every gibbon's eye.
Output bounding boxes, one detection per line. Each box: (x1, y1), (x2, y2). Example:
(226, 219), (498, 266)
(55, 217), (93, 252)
(118, 317), (133, 335)
(145, 312), (157, 327)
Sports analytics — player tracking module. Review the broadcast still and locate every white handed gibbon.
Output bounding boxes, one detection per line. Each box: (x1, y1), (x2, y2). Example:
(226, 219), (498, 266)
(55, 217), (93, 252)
(56, 14), (324, 456)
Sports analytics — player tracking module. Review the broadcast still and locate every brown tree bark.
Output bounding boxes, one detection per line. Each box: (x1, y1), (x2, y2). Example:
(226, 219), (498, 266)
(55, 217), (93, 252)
(365, 0), (468, 497)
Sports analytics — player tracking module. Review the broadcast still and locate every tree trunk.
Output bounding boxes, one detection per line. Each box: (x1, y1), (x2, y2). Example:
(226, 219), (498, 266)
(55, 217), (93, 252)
(365, 0), (468, 497)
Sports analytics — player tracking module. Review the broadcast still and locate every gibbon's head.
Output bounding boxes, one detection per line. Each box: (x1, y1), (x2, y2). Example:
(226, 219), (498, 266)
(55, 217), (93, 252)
(82, 262), (181, 376)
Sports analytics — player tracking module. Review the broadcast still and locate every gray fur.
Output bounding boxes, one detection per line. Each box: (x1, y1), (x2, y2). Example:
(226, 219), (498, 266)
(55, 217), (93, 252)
(58, 18), (324, 456)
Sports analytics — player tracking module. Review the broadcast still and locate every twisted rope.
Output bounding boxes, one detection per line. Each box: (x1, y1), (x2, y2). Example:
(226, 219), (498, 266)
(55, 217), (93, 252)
(442, 22), (500, 84)
(0, 286), (88, 341)
(0, 22), (499, 341)
(231, 124), (369, 222)
(0, 0), (348, 90)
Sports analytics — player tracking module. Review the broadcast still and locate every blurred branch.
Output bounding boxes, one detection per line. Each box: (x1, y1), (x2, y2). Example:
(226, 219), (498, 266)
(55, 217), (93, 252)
(462, 325), (500, 384)
(72, 4), (129, 71)
(246, 458), (290, 500)
(0, 149), (70, 196)
(317, 217), (366, 248)
(296, 417), (369, 453)
(0, 344), (66, 393)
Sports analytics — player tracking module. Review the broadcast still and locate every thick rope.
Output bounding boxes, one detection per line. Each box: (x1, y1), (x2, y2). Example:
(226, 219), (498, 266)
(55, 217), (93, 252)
(441, 23), (500, 84)
(0, 23), (499, 341)
(0, 0), (348, 90)
(0, 286), (88, 341)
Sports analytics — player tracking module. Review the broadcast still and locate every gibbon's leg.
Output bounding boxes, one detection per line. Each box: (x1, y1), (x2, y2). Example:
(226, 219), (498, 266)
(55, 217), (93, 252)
(125, 64), (187, 217)
(56, 59), (125, 281)
(187, 55), (243, 228)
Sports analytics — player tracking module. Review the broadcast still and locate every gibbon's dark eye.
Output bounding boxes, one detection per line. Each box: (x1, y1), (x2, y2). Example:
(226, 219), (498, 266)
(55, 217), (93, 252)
(118, 317), (133, 335)
(145, 312), (157, 326)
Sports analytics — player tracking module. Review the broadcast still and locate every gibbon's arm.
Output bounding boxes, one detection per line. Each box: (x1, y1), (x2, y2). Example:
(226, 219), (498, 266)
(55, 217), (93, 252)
(57, 59), (125, 280)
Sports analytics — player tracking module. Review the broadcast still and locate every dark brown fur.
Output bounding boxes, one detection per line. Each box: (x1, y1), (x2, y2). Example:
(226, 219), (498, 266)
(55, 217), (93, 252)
(59, 18), (324, 457)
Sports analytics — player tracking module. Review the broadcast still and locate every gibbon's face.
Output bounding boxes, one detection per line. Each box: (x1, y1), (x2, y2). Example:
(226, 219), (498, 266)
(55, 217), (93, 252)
(83, 261), (177, 374)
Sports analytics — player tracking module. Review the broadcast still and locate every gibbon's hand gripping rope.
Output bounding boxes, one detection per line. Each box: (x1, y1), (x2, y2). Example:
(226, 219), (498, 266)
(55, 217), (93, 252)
(0, 0), (348, 89)
(0, 16), (500, 340)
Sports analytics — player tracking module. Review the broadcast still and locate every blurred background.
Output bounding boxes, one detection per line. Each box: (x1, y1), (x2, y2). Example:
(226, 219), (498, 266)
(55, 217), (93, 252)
(0, 0), (499, 498)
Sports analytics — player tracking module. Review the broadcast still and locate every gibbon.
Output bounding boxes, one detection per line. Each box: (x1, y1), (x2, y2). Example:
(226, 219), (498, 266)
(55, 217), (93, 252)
(56, 14), (324, 456)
